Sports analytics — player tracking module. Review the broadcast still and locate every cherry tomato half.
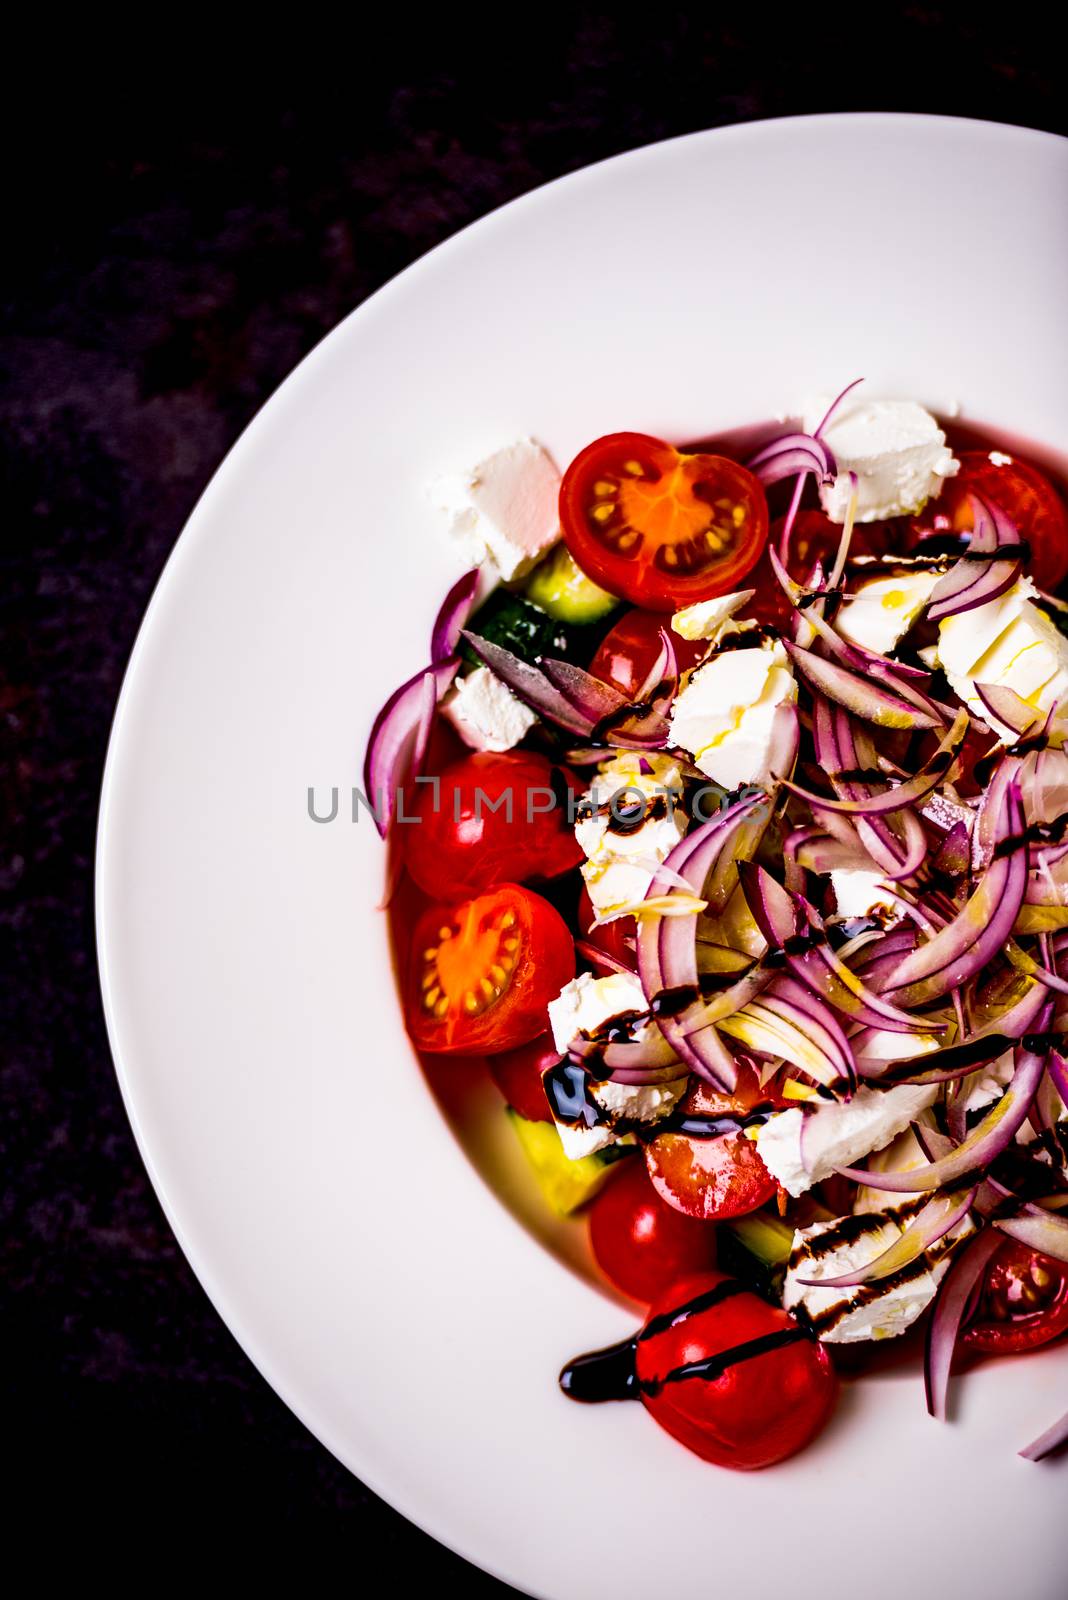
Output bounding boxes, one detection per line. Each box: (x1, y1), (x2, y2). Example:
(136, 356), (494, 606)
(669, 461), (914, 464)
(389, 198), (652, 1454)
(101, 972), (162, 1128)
(487, 1030), (558, 1123)
(636, 1272), (837, 1469)
(914, 451), (1068, 592)
(588, 608), (706, 700)
(405, 751), (584, 901)
(405, 885), (574, 1056)
(588, 1158), (717, 1303)
(644, 1064), (778, 1221)
(560, 433), (769, 612)
(961, 1235), (1068, 1356)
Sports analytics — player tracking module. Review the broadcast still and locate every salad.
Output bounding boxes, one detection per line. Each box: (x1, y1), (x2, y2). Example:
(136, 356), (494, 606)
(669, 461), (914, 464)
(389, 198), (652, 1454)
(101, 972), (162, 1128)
(365, 383), (1068, 1471)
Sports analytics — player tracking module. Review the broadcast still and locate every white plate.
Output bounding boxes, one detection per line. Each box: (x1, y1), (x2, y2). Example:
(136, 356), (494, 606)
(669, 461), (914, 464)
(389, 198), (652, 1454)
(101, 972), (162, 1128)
(97, 114), (1068, 1599)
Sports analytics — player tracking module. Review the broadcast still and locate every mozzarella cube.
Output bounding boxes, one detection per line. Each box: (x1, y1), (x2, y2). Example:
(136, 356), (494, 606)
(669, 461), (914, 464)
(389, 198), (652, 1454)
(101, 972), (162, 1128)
(547, 972), (684, 1159)
(783, 1211), (966, 1342)
(836, 571), (941, 655)
(441, 666), (538, 752)
(829, 868), (901, 923)
(754, 1082), (940, 1198)
(575, 752), (687, 922)
(802, 396), (959, 523)
(668, 642), (796, 790)
(937, 579), (1068, 741)
(434, 438), (561, 580)
(671, 590), (753, 641)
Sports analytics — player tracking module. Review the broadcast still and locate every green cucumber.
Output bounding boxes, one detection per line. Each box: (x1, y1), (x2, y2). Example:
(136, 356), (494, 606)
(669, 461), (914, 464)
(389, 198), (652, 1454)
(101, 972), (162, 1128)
(525, 545), (620, 625)
(507, 1109), (631, 1215)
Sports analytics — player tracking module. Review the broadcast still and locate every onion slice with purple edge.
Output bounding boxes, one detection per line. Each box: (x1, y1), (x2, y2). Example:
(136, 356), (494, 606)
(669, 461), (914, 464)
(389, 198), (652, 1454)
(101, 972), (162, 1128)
(718, 972), (855, 1093)
(926, 495), (1025, 624)
(362, 659), (459, 838)
(864, 984), (1049, 1085)
(461, 631), (595, 734)
(430, 568), (480, 664)
(746, 432), (836, 487)
(782, 710), (968, 818)
(1020, 1407), (1068, 1463)
(924, 1228), (1003, 1420)
(995, 1205), (1068, 1264)
(881, 781), (1028, 1008)
(637, 793), (776, 1090)
(739, 861), (935, 1035)
(785, 641), (941, 731)
(973, 680), (1041, 739)
(835, 1039), (1049, 1192)
(813, 700), (928, 880)
(797, 1184), (977, 1288)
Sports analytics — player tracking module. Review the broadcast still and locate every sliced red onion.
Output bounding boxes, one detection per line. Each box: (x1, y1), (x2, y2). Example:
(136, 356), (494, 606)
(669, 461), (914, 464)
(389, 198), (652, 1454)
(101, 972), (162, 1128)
(363, 659), (459, 838)
(1020, 1406), (1068, 1463)
(766, 701), (800, 784)
(637, 794), (774, 1090)
(430, 568), (480, 663)
(574, 939), (635, 976)
(927, 495), (1025, 624)
(813, 700), (937, 880)
(973, 681), (1041, 739)
(1048, 1050), (1068, 1105)
(924, 1228), (1003, 1420)
(812, 377), (866, 437)
(870, 985), (1049, 1085)
(634, 627), (679, 703)
(996, 1206), (1068, 1263)
(739, 862), (934, 1035)
(785, 642), (940, 731)
(796, 1185), (977, 1288)
(933, 821), (971, 879)
(540, 656), (628, 723)
(836, 1040), (1048, 1192)
(462, 631), (594, 734)
(784, 710), (968, 818)
(747, 432), (836, 487)
(883, 781), (1027, 1008)
(751, 972), (855, 1090)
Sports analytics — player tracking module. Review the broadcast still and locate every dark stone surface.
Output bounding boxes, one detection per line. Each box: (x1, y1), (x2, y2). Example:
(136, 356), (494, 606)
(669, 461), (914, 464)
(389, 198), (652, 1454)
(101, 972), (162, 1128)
(2, 11), (1064, 1582)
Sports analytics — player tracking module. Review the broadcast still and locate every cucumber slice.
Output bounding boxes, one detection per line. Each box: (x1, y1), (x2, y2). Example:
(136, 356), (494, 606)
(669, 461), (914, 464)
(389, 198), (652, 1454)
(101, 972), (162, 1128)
(718, 1210), (795, 1298)
(507, 1109), (630, 1215)
(525, 545), (620, 625)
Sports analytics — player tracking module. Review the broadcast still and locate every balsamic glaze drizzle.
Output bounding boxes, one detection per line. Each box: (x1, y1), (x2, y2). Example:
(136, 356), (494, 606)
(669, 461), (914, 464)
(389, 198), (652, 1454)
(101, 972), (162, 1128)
(559, 1280), (808, 1404)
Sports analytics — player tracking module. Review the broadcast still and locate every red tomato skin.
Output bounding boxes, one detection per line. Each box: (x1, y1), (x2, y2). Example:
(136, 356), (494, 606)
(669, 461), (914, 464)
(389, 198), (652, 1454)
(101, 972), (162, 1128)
(576, 885), (636, 971)
(588, 609), (705, 701)
(587, 1159), (717, 1303)
(487, 1031), (558, 1123)
(635, 1272), (837, 1470)
(961, 1237), (1068, 1355)
(405, 752), (584, 901)
(915, 450), (1068, 592)
(560, 433), (769, 612)
(644, 1066), (778, 1222)
(405, 886), (575, 1057)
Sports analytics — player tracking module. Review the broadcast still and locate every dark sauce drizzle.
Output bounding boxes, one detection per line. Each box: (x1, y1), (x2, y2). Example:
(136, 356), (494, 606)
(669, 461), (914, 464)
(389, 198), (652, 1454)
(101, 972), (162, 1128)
(559, 1279), (809, 1404)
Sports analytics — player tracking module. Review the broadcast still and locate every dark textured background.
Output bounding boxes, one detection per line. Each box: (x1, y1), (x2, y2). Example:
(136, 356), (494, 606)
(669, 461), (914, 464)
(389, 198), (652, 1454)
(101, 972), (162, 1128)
(3, 10), (1065, 1582)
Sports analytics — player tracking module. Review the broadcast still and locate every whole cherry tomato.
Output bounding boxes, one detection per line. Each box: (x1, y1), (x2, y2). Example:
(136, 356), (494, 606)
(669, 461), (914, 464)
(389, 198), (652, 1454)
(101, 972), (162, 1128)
(644, 1063), (778, 1221)
(588, 1158), (717, 1303)
(487, 1031), (558, 1123)
(914, 450), (1068, 592)
(588, 608), (706, 700)
(961, 1235), (1068, 1355)
(406, 885), (574, 1056)
(635, 1272), (837, 1469)
(560, 433), (769, 612)
(405, 751), (584, 901)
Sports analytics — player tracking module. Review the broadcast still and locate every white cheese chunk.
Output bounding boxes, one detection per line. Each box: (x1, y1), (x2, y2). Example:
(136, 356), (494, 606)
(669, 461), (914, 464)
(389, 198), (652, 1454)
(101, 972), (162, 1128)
(433, 438), (561, 580)
(829, 868), (901, 923)
(440, 666), (538, 752)
(754, 1082), (940, 1198)
(836, 571), (941, 655)
(783, 1211), (965, 1342)
(668, 642), (796, 790)
(547, 972), (684, 1159)
(937, 579), (1068, 741)
(802, 396), (959, 524)
(576, 752), (687, 922)
(671, 590), (753, 641)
